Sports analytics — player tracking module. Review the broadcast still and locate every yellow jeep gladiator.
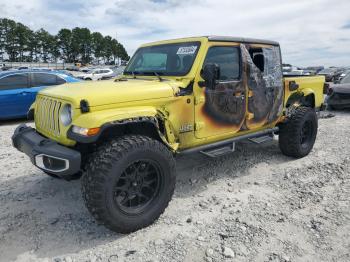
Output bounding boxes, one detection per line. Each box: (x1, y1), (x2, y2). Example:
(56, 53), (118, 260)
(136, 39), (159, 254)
(12, 36), (326, 233)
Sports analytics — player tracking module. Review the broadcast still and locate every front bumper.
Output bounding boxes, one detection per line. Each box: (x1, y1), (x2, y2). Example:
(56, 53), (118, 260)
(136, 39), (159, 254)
(12, 124), (81, 178)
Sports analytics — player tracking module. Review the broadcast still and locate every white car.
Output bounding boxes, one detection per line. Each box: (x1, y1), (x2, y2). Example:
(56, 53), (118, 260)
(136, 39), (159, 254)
(77, 68), (114, 81)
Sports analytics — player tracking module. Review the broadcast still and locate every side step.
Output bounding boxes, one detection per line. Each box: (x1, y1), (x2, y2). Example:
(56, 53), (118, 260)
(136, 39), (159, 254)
(179, 127), (279, 156)
(200, 142), (235, 157)
(248, 134), (274, 144)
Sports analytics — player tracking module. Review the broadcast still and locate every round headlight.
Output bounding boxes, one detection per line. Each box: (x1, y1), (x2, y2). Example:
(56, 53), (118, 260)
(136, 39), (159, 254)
(60, 104), (73, 126)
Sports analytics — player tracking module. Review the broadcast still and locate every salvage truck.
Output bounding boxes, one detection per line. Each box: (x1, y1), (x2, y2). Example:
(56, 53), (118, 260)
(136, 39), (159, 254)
(12, 36), (326, 233)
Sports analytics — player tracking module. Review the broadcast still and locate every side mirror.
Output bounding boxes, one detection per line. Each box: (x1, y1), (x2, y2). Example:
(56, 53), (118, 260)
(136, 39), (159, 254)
(289, 81), (299, 91)
(200, 63), (220, 89)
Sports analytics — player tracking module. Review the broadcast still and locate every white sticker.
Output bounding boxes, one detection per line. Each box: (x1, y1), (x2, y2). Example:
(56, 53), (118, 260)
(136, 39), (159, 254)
(176, 46), (197, 55)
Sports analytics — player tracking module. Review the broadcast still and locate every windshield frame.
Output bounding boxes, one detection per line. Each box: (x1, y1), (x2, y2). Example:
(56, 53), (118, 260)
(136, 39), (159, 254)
(124, 41), (201, 77)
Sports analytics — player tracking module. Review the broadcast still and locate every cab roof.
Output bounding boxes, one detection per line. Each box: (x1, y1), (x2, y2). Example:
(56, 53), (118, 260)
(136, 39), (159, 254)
(141, 36), (279, 47)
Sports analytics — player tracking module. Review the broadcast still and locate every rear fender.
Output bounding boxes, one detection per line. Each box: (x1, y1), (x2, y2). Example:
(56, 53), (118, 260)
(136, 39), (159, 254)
(286, 89), (315, 108)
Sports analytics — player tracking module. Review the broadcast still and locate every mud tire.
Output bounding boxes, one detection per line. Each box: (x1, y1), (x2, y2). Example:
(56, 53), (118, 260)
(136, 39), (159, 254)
(279, 106), (318, 158)
(81, 135), (176, 233)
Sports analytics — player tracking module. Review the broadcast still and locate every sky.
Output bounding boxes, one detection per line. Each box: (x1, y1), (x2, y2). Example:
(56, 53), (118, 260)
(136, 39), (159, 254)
(1, 0), (350, 67)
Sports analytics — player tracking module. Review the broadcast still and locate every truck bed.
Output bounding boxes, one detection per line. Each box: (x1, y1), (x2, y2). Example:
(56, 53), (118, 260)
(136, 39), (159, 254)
(283, 75), (325, 109)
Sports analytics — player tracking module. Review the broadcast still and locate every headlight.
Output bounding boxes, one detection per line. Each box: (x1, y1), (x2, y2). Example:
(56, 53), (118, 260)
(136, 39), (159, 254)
(60, 104), (73, 126)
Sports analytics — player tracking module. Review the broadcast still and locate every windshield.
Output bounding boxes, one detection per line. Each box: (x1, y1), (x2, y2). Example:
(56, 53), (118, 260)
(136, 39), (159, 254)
(341, 73), (350, 84)
(124, 42), (200, 76)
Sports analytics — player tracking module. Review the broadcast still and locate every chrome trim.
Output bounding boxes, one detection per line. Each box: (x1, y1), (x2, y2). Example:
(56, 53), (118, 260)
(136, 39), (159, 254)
(35, 154), (70, 173)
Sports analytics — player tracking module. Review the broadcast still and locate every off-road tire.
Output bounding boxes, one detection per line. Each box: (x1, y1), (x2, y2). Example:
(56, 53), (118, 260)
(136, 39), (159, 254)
(81, 135), (176, 233)
(279, 106), (318, 158)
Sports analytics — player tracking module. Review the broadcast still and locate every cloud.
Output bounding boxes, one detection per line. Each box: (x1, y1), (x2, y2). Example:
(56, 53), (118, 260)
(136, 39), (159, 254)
(1, 0), (350, 66)
(341, 21), (350, 29)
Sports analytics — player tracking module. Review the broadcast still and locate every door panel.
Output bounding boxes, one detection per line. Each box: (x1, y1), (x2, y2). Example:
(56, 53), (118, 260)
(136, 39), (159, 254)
(0, 88), (32, 119)
(0, 73), (30, 119)
(241, 44), (283, 130)
(194, 43), (246, 138)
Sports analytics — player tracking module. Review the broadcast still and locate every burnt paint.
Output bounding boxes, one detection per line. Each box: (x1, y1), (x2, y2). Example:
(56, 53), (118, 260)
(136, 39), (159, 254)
(199, 43), (283, 132)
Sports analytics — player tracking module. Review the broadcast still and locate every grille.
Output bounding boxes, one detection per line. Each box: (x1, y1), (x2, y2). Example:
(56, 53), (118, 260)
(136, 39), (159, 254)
(35, 96), (62, 136)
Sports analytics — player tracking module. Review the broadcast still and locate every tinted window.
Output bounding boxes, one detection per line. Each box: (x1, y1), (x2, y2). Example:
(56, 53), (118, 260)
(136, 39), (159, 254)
(204, 46), (240, 81)
(31, 73), (58, 87)
(0, 74), (29, 90)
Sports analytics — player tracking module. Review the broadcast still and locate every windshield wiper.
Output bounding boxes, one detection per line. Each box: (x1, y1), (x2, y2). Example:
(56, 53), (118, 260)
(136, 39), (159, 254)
(150, 72), (164, 81)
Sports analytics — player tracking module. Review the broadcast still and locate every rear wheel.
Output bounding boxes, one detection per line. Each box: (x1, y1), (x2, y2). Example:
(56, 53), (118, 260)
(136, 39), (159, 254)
(279, 106), (318, 158)
(81, 135), (176, 233)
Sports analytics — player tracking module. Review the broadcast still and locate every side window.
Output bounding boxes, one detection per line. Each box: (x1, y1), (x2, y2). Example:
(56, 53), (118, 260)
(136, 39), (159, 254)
(31, 73), (57, 87)
(0, 74), (29, 90)
(249, 48), (265, 72)
(203, 46), (240, 81)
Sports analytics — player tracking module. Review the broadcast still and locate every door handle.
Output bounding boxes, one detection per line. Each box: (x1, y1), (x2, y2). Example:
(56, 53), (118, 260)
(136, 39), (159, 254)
(20, 91), (29, 95)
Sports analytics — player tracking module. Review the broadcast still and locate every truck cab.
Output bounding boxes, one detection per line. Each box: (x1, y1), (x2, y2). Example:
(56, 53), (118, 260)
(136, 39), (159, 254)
(12, 36), (325, 233)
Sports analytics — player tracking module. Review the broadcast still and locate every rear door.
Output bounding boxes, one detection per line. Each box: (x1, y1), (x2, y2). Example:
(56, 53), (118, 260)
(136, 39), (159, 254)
(0, 73), (30, 119)
(241, 44), (284, 130)
(194, 42), (246, 138)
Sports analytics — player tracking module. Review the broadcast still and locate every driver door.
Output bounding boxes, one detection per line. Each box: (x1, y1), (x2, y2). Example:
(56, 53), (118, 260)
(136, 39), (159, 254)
(194, 42), (247, 138)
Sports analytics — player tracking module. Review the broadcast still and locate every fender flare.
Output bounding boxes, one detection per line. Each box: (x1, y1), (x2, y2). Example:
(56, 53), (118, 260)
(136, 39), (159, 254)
(69, 106), (178, 151)
(286, 89), (315, 108)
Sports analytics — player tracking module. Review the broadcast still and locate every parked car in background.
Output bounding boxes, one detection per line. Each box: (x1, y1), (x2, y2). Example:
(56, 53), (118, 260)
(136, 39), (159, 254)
(318, 68), (342, 82)
(66, 65), (80, 71)
(76, 68), (114, 80)
(101, 66), (126, 80)
(0, 70), (80, 120)
(335, 69), (350, 83)
(326, 72), (350, 110)
(283, 69), (304, 76)
(0, 64), (12, 71)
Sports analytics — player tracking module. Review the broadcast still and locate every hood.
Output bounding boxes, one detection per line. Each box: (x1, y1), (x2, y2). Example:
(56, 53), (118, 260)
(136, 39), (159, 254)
(39, 78), (179, 107)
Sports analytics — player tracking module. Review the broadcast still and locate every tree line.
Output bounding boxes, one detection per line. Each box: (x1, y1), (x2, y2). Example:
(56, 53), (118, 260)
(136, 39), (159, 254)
(0, 18), (129, 64)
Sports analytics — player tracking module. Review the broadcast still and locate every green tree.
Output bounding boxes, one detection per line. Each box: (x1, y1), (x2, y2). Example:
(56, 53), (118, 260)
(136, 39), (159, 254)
(71, 27), (92, 63)
(0, 18), (129, 63)
(57, 28), (73, 62)
(91, 32), (105, 63)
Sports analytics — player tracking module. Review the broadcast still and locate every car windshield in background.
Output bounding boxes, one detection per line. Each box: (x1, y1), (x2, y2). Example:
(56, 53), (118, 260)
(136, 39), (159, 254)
(319, 69), (335, 74)
(124, 42), (201, 76)
(341, 73), (350, 84)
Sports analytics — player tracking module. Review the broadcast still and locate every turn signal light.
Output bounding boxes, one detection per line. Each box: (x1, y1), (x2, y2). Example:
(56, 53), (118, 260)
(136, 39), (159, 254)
(72, 126), (100, 136)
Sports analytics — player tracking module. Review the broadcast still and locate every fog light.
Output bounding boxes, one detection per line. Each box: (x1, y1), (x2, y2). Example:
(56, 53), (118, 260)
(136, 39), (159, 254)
(35, 154), (69, 172)
(72, 126), (100, 136)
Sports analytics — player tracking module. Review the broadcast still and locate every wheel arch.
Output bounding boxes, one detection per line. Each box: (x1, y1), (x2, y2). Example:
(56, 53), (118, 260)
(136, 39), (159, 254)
(97, 116), (175, 149)
(286, 90), (315, 108)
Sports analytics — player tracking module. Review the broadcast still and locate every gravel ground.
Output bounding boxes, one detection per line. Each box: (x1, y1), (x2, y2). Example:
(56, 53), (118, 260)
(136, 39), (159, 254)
(0, 111), (349, 262)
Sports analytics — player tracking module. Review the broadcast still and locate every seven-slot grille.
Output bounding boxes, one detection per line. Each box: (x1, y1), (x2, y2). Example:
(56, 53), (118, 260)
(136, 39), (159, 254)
(35, 96), (62, 136)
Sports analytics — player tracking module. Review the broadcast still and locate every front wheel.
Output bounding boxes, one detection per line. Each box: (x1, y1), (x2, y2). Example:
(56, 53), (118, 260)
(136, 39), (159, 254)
(81, 135), (176, 233)
(279, 106), (318, 158)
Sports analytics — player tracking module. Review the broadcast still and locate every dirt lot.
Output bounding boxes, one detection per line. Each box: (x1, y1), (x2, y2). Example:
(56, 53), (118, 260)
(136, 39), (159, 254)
(0, 111), (349, 262)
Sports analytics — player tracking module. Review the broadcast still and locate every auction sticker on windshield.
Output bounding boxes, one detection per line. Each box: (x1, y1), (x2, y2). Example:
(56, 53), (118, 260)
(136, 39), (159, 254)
(177, 46), (198, 55)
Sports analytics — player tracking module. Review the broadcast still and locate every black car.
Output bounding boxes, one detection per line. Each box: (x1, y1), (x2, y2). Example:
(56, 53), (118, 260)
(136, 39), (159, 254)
(326, 73), (350, 110)
(318, 68), (342, 82)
